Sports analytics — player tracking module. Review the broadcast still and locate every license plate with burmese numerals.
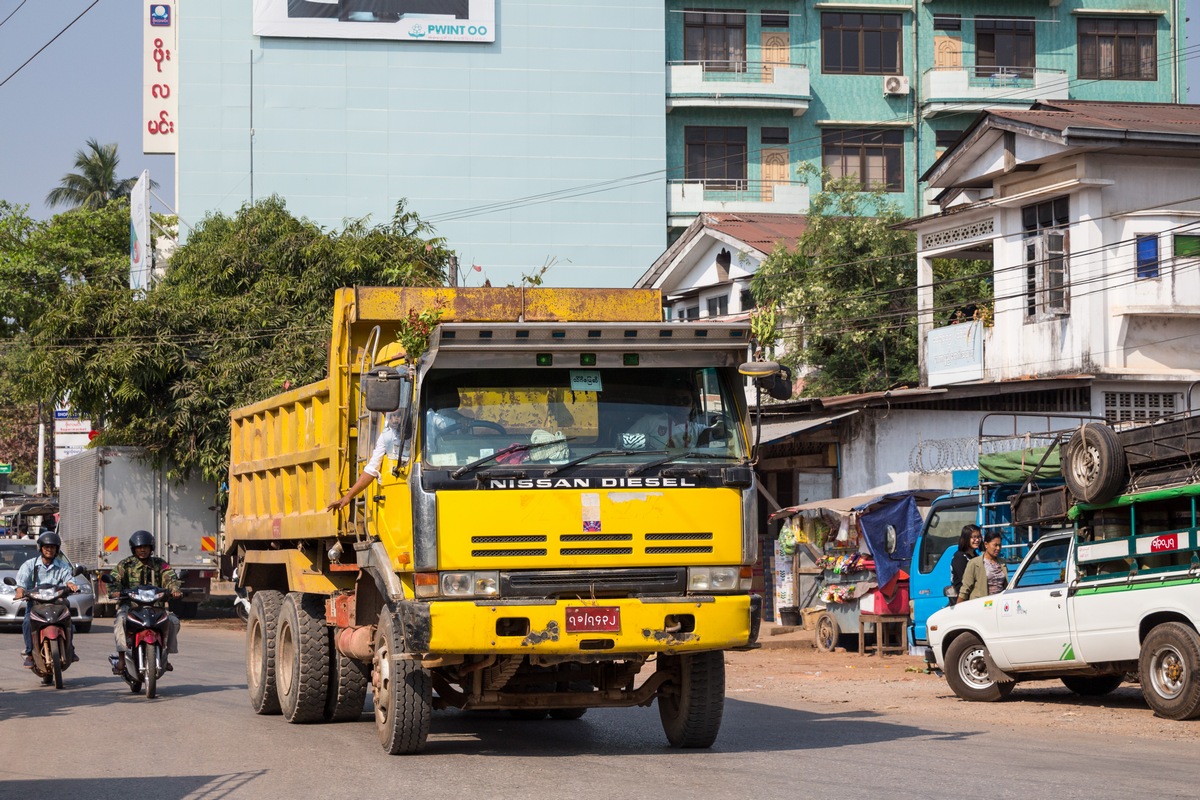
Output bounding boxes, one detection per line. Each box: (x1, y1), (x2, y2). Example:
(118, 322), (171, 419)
(565, 606), (620, 633)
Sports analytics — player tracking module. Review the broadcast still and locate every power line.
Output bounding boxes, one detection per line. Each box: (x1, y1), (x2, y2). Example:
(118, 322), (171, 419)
(0, 0), (28, 30)
(0, 0), (100, 89)
(422, 41), (1200, 225)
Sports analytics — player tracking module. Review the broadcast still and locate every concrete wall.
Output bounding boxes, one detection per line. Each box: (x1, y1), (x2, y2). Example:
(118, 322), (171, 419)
(178, 0), (667, 287)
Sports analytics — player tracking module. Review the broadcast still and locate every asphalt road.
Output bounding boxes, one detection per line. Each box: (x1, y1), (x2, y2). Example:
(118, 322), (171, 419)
(2, 620), (1199, 800)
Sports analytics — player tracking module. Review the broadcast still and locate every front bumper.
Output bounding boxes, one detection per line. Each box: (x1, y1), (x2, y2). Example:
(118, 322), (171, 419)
(406, 594), (755, 656)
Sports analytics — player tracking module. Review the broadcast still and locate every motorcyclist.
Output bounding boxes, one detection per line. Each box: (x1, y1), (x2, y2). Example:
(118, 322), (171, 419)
(14, 531), (81, 668)
(107, 530), (182, 674)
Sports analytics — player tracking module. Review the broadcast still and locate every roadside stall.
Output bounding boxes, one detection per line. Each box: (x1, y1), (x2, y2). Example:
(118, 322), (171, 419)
(770, 490), (939, 654)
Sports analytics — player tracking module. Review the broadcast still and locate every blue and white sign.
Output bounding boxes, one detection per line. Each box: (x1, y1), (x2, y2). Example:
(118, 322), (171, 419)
(150, 4), (171, 26)
(927, 320), (984, 386)
(253, 0), (495, 43)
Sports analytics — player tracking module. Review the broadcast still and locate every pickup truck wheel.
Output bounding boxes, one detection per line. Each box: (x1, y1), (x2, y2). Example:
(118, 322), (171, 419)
(247, 590), (283, 715)
(325, 646), (370, 722)
(814, 612), (839, 653)
(276, 593), (331, 723)
(1061, 675), (1123, 696)
(1063, 422), (1125, 503)
(373, 613), (432, 754)
(657, 651), (725, 748)
(1139, 622), (1200, 720)
(945, 633), (1014, 702)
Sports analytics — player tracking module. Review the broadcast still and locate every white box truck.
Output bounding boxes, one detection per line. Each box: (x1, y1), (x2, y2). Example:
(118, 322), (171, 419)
(58, 447), (220, 617)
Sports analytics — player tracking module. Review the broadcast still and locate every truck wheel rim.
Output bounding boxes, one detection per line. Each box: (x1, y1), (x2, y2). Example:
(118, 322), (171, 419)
(1150, 644), (1186, 700)
(277, 621), (295, 697)
(959, 645), (992, 689)
(376, 641), (392, 726)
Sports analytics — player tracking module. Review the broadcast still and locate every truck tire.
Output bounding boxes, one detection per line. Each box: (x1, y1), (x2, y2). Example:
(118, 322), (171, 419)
(657, 651), (725, 749)
(325, 646), (370, 722)
(1063, 422), (1125, 503)
(1061, 675), (1123, 696)
(276, 592), (331, 723)
(944, 633), (1015, 702)
(247, 589), (283, 715)
(1139, 622), (1200, 720)
(814, 612), (839, 653)
(374, 613), (432, 754)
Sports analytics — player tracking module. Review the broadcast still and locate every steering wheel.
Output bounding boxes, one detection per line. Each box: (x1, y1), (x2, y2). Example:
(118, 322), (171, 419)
(441, 419), (507, 436)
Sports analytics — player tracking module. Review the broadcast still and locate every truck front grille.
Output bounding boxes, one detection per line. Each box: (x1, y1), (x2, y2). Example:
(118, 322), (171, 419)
(501, 567), (687, 598)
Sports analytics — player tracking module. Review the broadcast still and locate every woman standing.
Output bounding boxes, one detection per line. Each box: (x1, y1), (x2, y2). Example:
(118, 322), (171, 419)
(958, 531), (1008, 603)
(949, 524), (982, 604)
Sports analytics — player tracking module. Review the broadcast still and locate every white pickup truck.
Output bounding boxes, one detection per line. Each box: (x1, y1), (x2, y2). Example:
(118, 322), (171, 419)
(927, 487), (1200, 720)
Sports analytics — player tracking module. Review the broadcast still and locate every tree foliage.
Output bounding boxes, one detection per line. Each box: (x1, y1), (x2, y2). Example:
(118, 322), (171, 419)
(751, 171), (919, 397)
(44, 139), (154, 210)
(9, 196), (451, 484)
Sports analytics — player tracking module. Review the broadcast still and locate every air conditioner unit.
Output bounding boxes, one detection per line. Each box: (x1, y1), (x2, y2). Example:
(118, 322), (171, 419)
(883, 75), (910, 96)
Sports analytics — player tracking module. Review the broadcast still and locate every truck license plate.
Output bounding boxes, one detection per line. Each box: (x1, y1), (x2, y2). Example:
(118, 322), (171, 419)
(565, 606), (620, 633)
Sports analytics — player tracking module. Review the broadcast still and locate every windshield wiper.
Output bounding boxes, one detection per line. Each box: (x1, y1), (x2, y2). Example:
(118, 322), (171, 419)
(543, 449), (667, 476)
(626, 451), (743, 477)
(450, 437), (577, 479)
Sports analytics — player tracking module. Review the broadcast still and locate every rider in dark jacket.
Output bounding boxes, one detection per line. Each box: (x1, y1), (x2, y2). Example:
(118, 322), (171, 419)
(107, 530), (182, 672)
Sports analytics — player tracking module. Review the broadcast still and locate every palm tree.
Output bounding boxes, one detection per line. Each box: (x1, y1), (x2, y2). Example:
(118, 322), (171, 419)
(45, 139), (154, 210)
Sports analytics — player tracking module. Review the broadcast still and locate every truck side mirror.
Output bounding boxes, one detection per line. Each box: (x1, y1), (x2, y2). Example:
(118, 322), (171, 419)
(765, 364), (793, 401)
(364, 368), (412, 413)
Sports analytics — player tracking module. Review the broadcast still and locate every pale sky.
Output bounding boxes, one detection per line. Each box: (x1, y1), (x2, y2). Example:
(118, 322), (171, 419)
(1, 1), (1197, 223)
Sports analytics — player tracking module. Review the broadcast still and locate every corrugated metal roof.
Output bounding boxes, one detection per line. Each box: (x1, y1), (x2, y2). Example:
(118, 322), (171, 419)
(703, 213), (809, 253)
(991, 100), (1200, 137)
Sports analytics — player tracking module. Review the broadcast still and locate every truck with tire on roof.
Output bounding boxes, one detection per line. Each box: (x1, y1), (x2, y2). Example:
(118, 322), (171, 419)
(926, 410), (1200, 718)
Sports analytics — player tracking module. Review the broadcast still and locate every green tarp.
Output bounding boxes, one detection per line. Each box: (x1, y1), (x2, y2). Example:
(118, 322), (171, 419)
(978, 446), (1061, 483)
(1069, 482), (1200, 519)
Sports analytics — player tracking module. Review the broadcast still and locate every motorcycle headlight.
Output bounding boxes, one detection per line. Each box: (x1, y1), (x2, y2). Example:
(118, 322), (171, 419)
(31, 588), (58, 601)
(132, 588), (160, 603)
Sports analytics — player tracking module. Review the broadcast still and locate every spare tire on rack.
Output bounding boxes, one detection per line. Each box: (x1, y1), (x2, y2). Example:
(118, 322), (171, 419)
(1062, 422), (1126, 504)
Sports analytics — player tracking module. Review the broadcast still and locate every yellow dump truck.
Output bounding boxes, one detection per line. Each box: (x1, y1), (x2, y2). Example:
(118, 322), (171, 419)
(226, 286), (763, 754)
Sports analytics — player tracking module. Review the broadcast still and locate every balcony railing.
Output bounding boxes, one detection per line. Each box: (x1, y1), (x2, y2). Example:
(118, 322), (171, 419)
(921, 65), (1068, 115)
(667, 61), (810, 115)
(667, 179), (810, 223)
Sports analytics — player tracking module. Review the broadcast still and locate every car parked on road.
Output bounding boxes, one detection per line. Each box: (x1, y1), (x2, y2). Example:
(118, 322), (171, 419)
(0, 539), (94, 632)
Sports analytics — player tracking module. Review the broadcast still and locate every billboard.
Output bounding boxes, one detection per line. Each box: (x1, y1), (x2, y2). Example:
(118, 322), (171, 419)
(143, 2), (179, 153)
(927, 320), (984, 387)
(253, 0), (495, 42)
(130, 170), (152, 292)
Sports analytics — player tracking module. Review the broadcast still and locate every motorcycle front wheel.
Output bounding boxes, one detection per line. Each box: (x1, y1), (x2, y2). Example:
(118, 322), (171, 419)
(144, 642), (158, 699)
(46, 640), (63, 689)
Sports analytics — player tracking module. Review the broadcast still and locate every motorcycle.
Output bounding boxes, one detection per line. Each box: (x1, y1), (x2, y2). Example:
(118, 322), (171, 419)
(4, 574), (80, 689)
(111, 584), (174, 699)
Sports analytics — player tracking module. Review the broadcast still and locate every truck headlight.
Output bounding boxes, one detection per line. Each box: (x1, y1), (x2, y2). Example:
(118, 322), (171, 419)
(688, 567), (741, 593)
(438, 571), (501, 598)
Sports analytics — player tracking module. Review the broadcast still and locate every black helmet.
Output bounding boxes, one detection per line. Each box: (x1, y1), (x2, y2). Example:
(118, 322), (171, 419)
(129, 530), (154, 550)
(37, 531), (61, 548)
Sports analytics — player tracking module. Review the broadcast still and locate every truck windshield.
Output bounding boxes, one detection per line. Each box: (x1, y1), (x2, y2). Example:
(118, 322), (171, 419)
(421, 366), (747, 469)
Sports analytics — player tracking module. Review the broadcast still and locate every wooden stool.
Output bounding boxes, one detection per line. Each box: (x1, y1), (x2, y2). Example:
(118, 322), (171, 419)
(858, 613), (908, 657)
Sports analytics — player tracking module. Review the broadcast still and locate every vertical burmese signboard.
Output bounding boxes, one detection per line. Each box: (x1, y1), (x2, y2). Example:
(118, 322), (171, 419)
(143, 2), (178, 154)
(253, 0), (495, 42)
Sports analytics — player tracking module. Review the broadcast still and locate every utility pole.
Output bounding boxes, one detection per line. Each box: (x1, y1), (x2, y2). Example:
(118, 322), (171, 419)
(35, 401), (44, 495)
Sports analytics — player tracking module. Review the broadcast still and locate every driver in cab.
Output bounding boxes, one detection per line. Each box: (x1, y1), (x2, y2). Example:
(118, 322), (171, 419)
(624, 380), (710, 451)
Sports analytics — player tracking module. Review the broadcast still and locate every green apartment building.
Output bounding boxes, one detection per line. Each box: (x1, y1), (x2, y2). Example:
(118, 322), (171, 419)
(664, 1), (1187, 232)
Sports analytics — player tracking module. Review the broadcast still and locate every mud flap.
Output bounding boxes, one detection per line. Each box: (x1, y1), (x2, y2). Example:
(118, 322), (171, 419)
(983, 650), (1015, 683)
(396, 600), (431, 653)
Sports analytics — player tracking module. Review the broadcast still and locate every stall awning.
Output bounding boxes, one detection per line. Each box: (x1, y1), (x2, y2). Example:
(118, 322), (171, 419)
(755, 410), (859, 445)
(768, 489), (943, 522)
